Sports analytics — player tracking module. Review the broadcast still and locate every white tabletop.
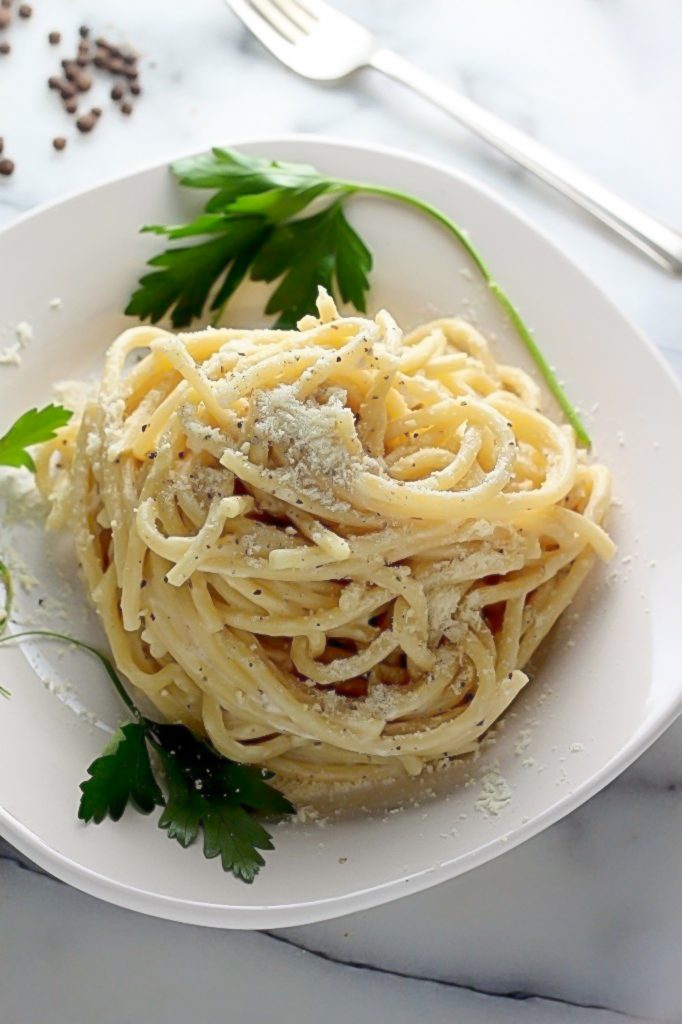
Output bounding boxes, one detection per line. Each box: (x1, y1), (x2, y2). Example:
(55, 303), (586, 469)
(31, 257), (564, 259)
(1, 2), (681, 1022)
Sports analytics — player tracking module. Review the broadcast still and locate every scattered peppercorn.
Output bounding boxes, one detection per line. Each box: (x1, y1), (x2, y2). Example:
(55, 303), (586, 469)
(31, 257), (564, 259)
(28, 24), (146, 167)
(76, 111), (97, 133)
(74, 70), (92, 91)
(0, 39), (9, 54)
(0, 158), (15, 177)
(57, 79), (76, 100)
(18, 4), (32, 18)
(62, 58), (79, 81)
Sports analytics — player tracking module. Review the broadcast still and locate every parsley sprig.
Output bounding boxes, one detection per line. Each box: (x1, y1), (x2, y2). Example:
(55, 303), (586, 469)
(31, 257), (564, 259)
(0, 630), (294, 883)
(0, 404), (72, 472)
(0, 402), (293, 880)
(126, 147), (589, 445)
(126, 149), (371, 331)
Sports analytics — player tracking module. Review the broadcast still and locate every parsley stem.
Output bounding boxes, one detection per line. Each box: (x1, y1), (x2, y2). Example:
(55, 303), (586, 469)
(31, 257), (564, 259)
(0, 630), (142, 719)
(0, 560), (11, 633)
(338, 181), (590, 447)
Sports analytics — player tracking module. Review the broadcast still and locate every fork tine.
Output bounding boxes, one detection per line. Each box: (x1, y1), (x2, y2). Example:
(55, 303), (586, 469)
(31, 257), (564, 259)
(268, 0), (317, 31)
(249, 0), (305, 43)
(277, 0), (333, 22)
(225, 0), (297, 56)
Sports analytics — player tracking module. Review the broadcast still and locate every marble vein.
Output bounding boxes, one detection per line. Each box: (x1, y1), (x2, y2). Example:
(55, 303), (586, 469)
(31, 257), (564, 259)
(0, 844), (58, 881)
(263, 930), (644, 1022)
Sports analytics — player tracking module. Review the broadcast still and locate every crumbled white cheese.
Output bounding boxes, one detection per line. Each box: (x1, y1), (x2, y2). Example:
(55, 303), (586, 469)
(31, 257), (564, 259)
(474, 764), (512, 816)
(294, 805), (320, 824)
(15, 321), (34, 346)
(514, 729), (532, 755)
(49, 298), (62, 311)
(0, 343), (21, 366)
(52, 378), (92, 417)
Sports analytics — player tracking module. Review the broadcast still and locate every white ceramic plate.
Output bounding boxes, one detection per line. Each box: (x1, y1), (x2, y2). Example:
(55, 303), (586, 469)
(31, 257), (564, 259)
(0, 137), (680, 929)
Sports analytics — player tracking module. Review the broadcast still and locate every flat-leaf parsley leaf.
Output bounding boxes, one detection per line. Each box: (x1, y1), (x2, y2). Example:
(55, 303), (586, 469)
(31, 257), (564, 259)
(150, 723), (293, 884)
(126, 217), (271, 327)
(79, 722), (164, 823)
(0, 404), (72, 472)
(251, 202), (371, 327)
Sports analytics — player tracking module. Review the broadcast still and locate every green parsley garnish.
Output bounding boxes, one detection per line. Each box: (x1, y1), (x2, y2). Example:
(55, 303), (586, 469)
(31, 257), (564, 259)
(0, 404), (72, 472)
(126, 149), (371, 331)
(152, 722), (291, 882)
(126, 147), (589, 446)
(0, 630), (295, 883)
(78, 722), (164, 823)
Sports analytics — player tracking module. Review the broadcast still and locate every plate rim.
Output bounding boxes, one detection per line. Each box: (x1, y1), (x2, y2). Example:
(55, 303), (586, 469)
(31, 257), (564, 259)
(1, 132), (680, 929)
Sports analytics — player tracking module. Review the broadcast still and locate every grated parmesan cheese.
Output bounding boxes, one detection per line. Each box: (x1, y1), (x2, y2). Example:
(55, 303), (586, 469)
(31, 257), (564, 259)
(514, 728), (532, 755)
(474, 764), (512, 816)
(249, 384), (370, 511)
(15, 321), (34, 346)
(0, 343), (21, 366)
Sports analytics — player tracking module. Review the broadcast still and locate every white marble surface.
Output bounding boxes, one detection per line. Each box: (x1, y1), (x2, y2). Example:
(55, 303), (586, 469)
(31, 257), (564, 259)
(1, 1), (681, 1021)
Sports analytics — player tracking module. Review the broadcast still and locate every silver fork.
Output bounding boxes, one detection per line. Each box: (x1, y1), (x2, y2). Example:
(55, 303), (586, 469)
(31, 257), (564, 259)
(225, 0), (682, 274)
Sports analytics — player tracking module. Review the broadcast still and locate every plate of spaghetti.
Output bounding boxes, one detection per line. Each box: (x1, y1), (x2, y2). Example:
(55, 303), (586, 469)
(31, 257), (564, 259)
(0, 137), (679, 928)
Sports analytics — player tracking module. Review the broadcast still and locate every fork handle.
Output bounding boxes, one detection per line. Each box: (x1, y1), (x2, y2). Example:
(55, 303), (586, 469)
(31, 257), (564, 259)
(369, 48), (682, 273)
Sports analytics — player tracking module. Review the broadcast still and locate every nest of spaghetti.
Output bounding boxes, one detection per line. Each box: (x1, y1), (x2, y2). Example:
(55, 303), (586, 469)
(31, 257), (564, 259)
(38, 290), (614, 803)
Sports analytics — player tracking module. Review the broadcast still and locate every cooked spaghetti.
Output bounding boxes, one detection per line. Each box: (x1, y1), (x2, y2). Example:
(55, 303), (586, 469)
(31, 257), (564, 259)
(36, 290), (614, 800)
